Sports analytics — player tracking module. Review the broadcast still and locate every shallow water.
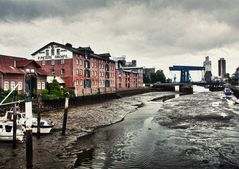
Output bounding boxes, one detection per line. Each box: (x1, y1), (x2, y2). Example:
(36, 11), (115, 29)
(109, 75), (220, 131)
(73, 90), (239, 169)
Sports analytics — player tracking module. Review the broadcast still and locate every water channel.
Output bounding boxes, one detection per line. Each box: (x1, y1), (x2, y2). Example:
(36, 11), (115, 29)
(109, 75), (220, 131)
(74, 88), (239, 169)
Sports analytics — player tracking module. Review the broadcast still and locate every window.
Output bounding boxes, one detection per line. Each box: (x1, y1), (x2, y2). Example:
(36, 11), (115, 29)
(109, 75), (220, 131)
(10, 81), (15, 90)
(80, 69), (83, 75)
(76, 69), (79, 75)
(92, 62), (94, 68)
(51, 47), (54, 55)
(60, 59), (64, 64)
(51, 69), (55, 75)
(18, 81), (22, 90)
(57, 49), (60, 55)
(84, 79), (91, 88)
(42, 60), (45, 65)
(42, 82), (45, 89)
(80, 80), (83, 85)
(76, 80), (79, 85)
(51, 59), (55, 65)
(37, 82), (41, 90)
(4, 81), (9, 91)
(80, 59), (83, 65)
(76, 59), (79, 65)
(92, 71), (94, 76)
(61, 69), (65, 75)
(46, 50), (49, 56)
(14, 60), (16, 67)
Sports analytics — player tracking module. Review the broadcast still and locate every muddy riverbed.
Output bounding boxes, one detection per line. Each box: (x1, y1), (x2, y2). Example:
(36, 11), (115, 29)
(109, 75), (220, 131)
(71, 89), (239, 169)
(0, 92), (174, 169)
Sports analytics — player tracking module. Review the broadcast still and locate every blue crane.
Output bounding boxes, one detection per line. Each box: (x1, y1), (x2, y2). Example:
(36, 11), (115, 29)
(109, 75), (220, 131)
(169, 65), (205, 83)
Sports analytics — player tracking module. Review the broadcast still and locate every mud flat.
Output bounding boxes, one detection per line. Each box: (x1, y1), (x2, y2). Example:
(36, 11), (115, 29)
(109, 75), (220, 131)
(0, 92), (174, 169)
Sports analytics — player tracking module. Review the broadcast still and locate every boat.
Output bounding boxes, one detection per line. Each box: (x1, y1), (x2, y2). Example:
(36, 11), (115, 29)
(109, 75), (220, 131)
(3, 108), (54, 134)
(224, 87), (233, 96)
(31, 118), (54, 134)
(0, 121), (24, 142)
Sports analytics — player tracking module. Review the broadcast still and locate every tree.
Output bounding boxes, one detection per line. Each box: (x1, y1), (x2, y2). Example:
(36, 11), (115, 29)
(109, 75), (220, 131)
(150, 70), (166, 83)
(41, 78), (73, 100)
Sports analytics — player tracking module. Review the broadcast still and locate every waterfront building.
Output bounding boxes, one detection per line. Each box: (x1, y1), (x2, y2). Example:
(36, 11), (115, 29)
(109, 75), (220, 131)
(203, 56), (212, 82)
(32, 42), (116, 96)
(113, 57), (143, 91)
(0, 55), (47, 95)
(218, 58), (226, 79)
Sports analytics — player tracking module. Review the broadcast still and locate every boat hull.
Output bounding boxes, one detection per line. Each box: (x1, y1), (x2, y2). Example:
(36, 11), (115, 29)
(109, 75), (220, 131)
(32, 125), (54, 134)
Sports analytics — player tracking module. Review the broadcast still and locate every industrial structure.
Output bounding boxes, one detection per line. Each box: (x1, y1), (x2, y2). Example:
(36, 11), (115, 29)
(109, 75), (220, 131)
(169, 65), (205, 83)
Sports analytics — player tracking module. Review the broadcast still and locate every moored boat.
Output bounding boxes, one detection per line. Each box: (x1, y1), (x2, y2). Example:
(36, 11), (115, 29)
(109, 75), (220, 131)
(224, 87), (233, 96)
(3, 108), (54, 134)
(0, 121), (24, 142)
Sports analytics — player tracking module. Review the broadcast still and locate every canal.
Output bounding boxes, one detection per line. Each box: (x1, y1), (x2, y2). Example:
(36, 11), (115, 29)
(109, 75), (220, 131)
(73, 88), (239, 169)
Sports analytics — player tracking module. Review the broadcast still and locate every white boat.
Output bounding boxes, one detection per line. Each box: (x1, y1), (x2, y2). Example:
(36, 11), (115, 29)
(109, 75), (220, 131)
(4, 108), (54, 134)
(0, 121), (24, 142)
(31, 118), (54, 134)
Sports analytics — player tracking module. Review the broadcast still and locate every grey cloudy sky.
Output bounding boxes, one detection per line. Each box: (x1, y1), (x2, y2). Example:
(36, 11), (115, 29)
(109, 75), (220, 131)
(0, 0), (239, 79)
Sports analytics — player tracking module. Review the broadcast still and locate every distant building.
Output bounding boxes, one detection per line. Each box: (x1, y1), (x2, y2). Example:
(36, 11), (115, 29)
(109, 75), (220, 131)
(0, 55), (47, 95)
(143, 67), (155, 81)
(113, 57), (143, 91)
(203, 56), (212, 82)
(32, 42), (116, 96)
(218, 58), (226, 79)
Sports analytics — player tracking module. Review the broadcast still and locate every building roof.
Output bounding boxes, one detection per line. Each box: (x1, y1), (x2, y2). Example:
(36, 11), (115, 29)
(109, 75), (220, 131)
(16, 59), (41, 68)
(35, 68), (48, 76)
(0, 65), (25, 74)
(31, 42), (115, 62)
(0, 54), (47, 75)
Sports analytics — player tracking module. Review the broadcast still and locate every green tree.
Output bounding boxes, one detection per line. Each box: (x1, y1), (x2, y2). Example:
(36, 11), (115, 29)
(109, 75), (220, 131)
(150, 70), (166, 83)
(41, 78), (73, 100)
(143, 74), (150, 84)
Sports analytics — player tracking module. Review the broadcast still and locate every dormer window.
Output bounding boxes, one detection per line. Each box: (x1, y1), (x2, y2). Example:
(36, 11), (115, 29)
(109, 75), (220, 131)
(51, 47), (55, 56)
(57, 49), (60, 55)
(46, 50), (49, 56)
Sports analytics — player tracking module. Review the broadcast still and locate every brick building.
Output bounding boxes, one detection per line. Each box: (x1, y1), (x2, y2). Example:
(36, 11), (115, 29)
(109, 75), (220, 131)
(32, 42), (116, 96)
(113, 57), (143, 91)
(0, 55), (47, 95)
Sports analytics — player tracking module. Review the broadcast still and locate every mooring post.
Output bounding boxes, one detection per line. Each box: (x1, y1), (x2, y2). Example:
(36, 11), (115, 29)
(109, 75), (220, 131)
(13, 103), (17, 149)
(62, 96), (69, 136)
(37, 95), (41, 139)
(25, 96), (33, 169)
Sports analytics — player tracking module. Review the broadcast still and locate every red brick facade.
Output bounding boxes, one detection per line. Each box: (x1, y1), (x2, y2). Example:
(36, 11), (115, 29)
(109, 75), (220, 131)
(33, 42), (116, 96)
(0, 55), (47, 94)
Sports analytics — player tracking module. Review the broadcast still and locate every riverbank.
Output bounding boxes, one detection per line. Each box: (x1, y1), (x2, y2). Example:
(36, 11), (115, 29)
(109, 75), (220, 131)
(0, 91), (175, 169)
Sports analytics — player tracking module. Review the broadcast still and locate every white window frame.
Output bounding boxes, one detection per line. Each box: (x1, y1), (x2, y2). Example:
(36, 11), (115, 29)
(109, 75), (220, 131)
(4, 81), (9, 91)
(37, 81), (41, 90)
(10, 81), (15, 90)
(18, 81), (22, 91)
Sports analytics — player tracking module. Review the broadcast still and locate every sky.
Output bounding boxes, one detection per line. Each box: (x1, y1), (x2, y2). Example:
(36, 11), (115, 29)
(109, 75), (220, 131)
(0, 0), (239, 80)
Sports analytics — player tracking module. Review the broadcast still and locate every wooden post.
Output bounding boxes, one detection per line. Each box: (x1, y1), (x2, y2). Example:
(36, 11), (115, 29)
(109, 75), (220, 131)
(37, 109), (41, 139)
(13, 103), (17, 149)
(25, 97), (33, 169)
(37, 95), (41, 139)
(62, 97), (69, 136)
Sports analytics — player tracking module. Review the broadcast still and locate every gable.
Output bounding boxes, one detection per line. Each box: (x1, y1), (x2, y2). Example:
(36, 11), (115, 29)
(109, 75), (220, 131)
(32, 42), (73, 61)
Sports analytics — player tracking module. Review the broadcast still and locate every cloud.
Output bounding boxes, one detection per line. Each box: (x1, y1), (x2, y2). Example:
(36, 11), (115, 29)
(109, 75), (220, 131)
(0, 0), (239, 78)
